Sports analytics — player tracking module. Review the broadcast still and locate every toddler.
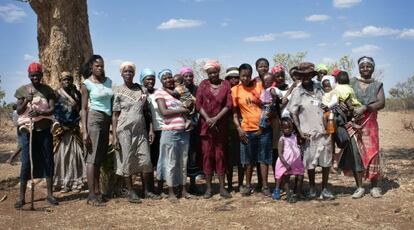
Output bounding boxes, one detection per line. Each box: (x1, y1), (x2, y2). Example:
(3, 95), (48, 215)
(272, 117), (305, 203)
(258, 73), (282, 132)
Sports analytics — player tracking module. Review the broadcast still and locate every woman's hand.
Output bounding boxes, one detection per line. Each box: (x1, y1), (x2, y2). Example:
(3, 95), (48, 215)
(112, 135), (120, 150)
(82, 132), (92, 153)
(28, 109), (40, 117)
(207, 116), (218, 128)
(354, 105), (367, 119)
(148, 130), (155, 145)
(237, 127), (249, 144)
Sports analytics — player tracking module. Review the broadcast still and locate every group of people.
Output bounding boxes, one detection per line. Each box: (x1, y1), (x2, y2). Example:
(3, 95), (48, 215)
(11, 54), (385, 208)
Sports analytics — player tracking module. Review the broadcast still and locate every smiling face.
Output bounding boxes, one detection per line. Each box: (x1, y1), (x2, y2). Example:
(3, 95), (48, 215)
(281, 120), (293, 136)
(322, 80), (332, 93)
(161, 73), (174, 89)
(183, 72), (194, 87)
(359, 62), (374, 79)
(227, 75), (240, 87)
(143, 75), (155, 90)
(121, 66), (135, 84)
(274, 72), (285, 85)
(256, 60), (269, 77)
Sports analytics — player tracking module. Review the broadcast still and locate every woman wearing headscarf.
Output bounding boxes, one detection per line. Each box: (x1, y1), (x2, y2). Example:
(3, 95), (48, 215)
(141, 68), (163, 195)
(196, 60), (233, 199)
(155, 69), (191, 202)
(53, 71), (86, 193)
(338, 56), (385, 198)
(111, 61), (156, 203)
(14, 62), (58, 209)
(80, 54), (113, 206)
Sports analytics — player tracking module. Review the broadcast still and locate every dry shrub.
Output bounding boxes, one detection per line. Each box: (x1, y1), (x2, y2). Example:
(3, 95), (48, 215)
(402, 119), (414, 133)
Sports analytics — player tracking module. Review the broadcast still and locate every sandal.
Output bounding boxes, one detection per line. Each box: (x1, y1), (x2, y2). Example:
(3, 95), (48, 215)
(47, 196), (59, 206)
(144, 192), (161, 200)
(220, 190), (232, 199)
(168, 195), (179, 204)
(128, 193), (142, 204)
(14, 200), (25, 210)
(241, 186), (253, 197)
(262, 187), (272, 197)
(86, 196), (106, 207)
(203, 190), (213, 199)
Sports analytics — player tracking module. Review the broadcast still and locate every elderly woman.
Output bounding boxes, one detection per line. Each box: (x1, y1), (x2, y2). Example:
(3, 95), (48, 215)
(80, 54), (113, 206)
(155, 69), (191, 202)
(196, 60), (233, 199)
(141, 68), (163, 195)
(288, 62), (334, 200)
(14, 62), (58, 209)
(53, 71), (86, 193)
(338, 56), (385, 198)
(112, 62), (156, 203)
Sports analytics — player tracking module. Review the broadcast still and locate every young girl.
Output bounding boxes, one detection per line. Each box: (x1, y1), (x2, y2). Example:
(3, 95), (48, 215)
(272, 117), (305, 203)
(258, 73), (282, 133)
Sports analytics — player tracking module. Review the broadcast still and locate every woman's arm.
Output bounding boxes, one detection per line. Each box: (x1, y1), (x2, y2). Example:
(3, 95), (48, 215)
(80, 84), (91, 147)
(112, 111), (120, 148)
(156, 98), (188, 116)
(354, 84), (385, 117)
(233, 107), (248, 144)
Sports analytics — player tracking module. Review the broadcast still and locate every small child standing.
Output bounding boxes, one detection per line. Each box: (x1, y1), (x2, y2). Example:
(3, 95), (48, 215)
(272, 117), (305, 203)
(258, 73), (282, 133)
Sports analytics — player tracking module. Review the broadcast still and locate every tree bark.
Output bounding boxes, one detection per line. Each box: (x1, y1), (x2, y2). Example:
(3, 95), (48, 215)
(29, 0), (93, 89)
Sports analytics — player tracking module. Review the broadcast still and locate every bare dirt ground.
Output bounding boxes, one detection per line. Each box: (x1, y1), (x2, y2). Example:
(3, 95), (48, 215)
(0, 111), (413, 229)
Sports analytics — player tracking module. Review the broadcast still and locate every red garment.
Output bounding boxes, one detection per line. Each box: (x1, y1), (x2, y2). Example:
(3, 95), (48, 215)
(28, 62), (42, 73)
(196, 79), (232, 176)
(360, 111), (380, 180)
(196, 79), (233, 136)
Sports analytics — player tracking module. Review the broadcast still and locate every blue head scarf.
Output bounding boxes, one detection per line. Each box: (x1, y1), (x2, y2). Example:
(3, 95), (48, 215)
(139, 68), (156, 83)
(158, 69), (172, 80)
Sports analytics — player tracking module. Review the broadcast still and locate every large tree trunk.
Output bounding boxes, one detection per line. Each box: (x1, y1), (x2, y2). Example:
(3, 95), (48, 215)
(29, 0), (93, 89)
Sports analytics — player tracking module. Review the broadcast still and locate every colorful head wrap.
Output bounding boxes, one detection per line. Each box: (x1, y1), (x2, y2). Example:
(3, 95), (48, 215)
(331, 68), (341, 77)
(203, 60), (221, 71)
(158, 69), (172, 80)
(316, 63), (328, 72)
(271, 64), (285, 74)
(179, 67), (193, 76)
(119, 61), (136, 74)
(358, 56), (375, 68)
(321, 75), (336, 89)
(225, 67), (239, 79)
(139, 68), (156, 83)
(28, 62), (42, 74)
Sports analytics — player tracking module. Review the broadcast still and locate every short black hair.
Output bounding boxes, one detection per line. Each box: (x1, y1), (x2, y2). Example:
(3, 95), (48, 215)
(281, 116), (293, 125)
(239, 63), (253, 73)
(336, 71), (350, 84)
(255, 58), (269, 68)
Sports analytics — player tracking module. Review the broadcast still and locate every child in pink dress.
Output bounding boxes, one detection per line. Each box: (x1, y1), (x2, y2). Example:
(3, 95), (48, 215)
(272, 117), (305, 203)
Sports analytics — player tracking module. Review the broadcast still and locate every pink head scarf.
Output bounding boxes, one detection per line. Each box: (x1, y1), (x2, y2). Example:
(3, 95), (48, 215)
(180, 67), (193, 76)
(271, 64), (285, 74)
(203, 60), (221, 71)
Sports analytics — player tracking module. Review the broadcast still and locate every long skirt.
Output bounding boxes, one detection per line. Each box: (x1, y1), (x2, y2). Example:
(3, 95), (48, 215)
(157, 130), (189, 187)
(53, 126), (86, 190)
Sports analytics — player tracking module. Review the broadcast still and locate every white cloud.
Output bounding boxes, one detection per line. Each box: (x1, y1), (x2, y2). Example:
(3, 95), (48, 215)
(399, 29), (414, 39)
(333, 0), (362, 8)
(244, 34), (276, 42)
(305, 14), (331, 22)
(220, 22), (229, 27)
(157, 18), (204, 30)
(244, 31), (310, 42)
(352, 44), (381, 55)
(23, 54), (35, 61)
(318, 43), (328, 47)
(0, 4), (26, 23)
(343, 25), (400, 38)
(282, 31), (310, 39)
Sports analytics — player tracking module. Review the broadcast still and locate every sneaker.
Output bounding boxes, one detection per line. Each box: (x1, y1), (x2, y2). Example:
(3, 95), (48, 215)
(262, 187), (272, 197)
(370, 187), (382, 198)
(19, 125), (30, 133)
(272, 188), (281, 200)
(307, 188), (317, 199)
(320, 188), (335, 200)
(351, 187), (365, 199)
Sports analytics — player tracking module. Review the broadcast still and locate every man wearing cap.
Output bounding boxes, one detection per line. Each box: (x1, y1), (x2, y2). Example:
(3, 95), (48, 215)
(14, 62), (58, 209)
(287, 62), (335, 200)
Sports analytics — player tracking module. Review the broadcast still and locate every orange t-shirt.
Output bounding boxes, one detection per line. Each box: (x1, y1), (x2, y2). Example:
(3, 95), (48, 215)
(231, 81), (263, 131)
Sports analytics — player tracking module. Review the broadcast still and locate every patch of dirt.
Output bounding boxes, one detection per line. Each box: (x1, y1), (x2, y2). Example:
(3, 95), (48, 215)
(0, 111), (413, 229)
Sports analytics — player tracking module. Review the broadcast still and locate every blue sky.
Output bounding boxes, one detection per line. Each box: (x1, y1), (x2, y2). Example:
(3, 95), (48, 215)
(1, 0), (413, 103)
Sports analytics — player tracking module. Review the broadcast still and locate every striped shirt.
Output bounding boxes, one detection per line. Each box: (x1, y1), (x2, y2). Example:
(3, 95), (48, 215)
(154, 88), (186, 131)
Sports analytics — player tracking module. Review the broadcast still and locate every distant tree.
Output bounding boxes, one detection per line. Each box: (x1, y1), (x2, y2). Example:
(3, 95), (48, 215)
(272, 51), (307, 74)
(0, 75), (5, 105)
(389, 75), (414, 110)
(16, 0), (93, 88)
(328, 55), (354, 75)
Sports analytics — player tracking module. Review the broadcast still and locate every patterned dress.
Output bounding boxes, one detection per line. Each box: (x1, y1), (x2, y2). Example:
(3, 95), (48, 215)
(113, 84), (152, 176)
